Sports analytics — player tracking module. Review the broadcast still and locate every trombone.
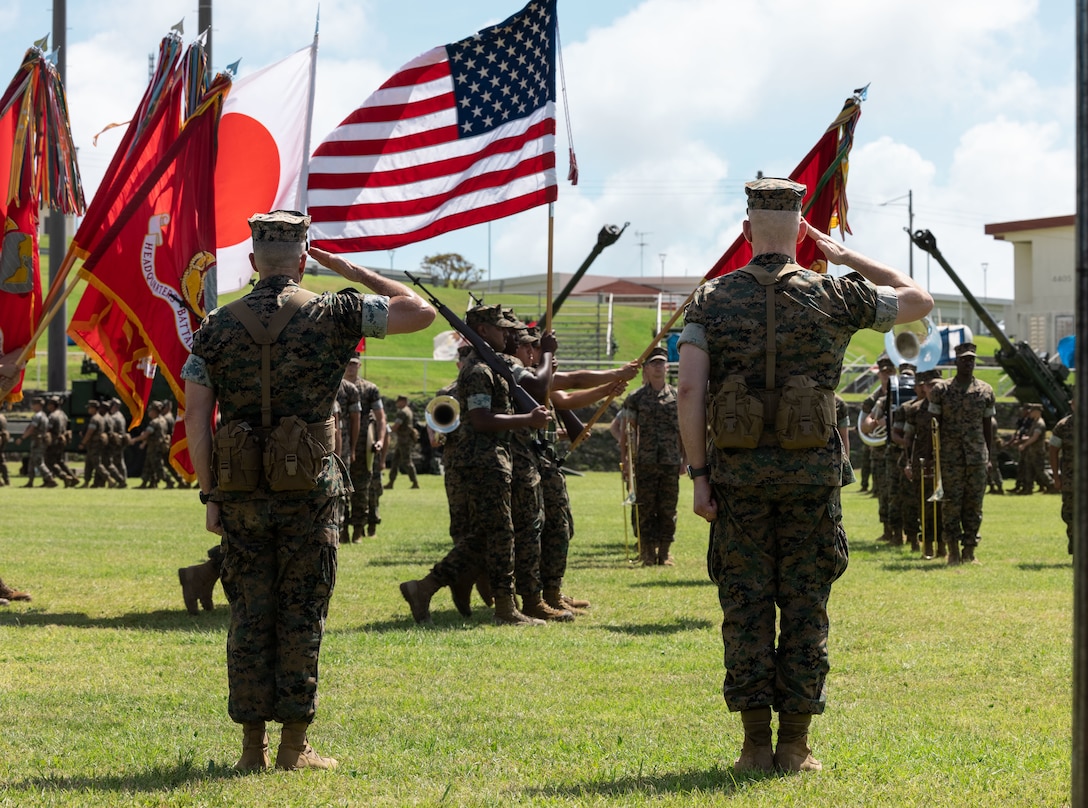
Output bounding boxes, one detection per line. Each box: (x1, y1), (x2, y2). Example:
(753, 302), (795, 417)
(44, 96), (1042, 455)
(620, 414), (641, 563)
(928, 417), (944, 503)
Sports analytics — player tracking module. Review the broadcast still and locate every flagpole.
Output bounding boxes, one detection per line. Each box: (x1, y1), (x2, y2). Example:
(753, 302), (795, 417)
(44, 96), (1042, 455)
(545, 203), (555, 332)
(297, 12), (319, 214)
(570, 101), (861, 451)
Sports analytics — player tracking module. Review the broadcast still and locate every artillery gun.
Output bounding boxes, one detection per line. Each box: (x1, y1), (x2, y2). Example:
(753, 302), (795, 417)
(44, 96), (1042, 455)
(908, 228), (1072, 428)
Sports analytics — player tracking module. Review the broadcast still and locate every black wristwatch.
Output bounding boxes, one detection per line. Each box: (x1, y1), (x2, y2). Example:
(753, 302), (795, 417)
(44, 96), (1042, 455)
(686, 465), (709, 479)
(199, 491), (212, 505)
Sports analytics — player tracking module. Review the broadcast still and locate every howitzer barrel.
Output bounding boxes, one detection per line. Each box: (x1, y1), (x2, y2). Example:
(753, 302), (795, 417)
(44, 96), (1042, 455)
(548, 223), (629, 318)
(908, 229), (1015, 355)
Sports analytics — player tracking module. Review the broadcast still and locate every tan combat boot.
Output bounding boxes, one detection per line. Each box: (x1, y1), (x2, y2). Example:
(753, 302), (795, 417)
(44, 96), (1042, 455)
(275, 721), (338, 770)
(946, 540), (962, 566)
(774, 713), (822, 773)
(544, 587), (587, 615)
(733, 707), (773, 773)
(0, 579), (31, 602)
(234, 721), (270, 772)
(521, 592), (574, 622)
(493, 594), (545, 626)
(178, 560), (219, 615)
(399, 573), (440, 625)
(658, 542), (676, 566)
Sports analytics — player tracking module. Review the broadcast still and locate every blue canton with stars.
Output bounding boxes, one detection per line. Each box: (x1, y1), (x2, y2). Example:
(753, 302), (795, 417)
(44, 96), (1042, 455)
(445, 0), (556, 138)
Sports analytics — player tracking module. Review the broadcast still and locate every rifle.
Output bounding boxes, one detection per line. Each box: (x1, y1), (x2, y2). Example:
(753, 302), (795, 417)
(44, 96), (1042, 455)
(404, 271), (541, 416)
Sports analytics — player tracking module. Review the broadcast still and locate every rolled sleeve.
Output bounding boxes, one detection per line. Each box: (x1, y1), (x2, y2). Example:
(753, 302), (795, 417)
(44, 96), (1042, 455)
(676, 322), (709, 354)
(361, 294), (390, 338)
(871, 286), (899, 333)
(466, 393), (492, 411)
(180, 353), (212, 389)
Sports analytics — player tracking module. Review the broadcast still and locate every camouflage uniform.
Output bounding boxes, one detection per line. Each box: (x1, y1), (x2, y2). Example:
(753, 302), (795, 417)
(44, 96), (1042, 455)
(140, 413), (170, 487)
(679, 250), (896, 714)
(182, 273), (389, 725)
(26, 405), (52, 484)
(860, 389), (887, 510)
(903, 386), (944, 556)
(335, 379), (362, 539)
(104, 402), (129, 486)
(45, 402), (77, 484)
(82, 408), (111, 486)
(424, 349), (517, 598)
(0, 413), (9, 485)
(386, 403), (419, 487)
(895, 396), (924, 547)
(1018, 414), (1051, 493)
(349, 378), (383, 533)
(159, 405), (185, 487)
(539, 450), (574, 591)
(926, 375), (994, 554)
(1049, 413), (1074, 553)
(621, 380), (682, 557)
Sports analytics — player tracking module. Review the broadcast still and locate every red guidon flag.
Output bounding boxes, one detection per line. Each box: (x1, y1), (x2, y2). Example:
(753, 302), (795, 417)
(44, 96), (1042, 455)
(68, 75), (230, 480)
(215, 40), (316, 293)
(307, 0), (557, 252)
(0, 106), (41, 402)
(704, 92), (864, 280)
(0, 47), (84, 402)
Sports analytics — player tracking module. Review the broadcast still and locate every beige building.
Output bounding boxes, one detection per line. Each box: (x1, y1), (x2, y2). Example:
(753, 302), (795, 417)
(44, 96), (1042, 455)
(986, 215), (1075, 354)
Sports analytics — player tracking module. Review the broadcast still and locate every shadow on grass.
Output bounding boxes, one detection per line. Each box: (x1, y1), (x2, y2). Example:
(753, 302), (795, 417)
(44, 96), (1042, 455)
(522, 765), (779, 799)
(629, 578), (712, 589)
(335, 611), (486, 634)
(1017, 561), (1073, 571)
(0, 608), (229, 631)
(599, 618), (715, 636)
(879, 560), (952, 572)
(9, 760), (239, 795)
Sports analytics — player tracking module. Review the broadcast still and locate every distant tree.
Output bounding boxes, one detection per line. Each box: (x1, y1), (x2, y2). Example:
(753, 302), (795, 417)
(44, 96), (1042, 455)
(420, 252), (482, 288)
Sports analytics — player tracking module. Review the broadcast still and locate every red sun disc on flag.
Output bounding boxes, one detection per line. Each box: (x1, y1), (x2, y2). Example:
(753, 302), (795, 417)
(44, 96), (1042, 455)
(215, 113), (281, 247)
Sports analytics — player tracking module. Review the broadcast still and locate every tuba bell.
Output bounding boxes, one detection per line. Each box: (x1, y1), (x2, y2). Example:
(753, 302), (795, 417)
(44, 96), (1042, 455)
(425, 395), (460, 434)
(885, 317), (942, 372)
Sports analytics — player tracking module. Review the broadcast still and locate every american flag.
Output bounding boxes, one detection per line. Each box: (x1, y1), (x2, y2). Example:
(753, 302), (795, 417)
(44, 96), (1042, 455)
(307, 0), (558, 252)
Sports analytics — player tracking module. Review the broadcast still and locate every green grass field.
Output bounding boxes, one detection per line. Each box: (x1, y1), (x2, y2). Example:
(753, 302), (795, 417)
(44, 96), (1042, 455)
(0, 469), (1073, 806)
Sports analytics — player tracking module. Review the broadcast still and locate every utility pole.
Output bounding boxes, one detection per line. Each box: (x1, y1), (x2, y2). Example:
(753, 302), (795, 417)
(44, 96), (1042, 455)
(633, 230), (651, 276)
(881, 191), (915, 279)
(199, 0), (212, 67)
(46, 0), (67, 393)
(198, 0), (216, 310)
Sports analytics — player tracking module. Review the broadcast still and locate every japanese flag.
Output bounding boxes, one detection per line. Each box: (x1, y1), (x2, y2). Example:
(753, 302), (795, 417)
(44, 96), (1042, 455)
(214, 42), (316, 294)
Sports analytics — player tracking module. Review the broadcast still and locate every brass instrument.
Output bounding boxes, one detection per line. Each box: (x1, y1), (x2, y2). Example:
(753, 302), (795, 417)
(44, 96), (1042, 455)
(928, 417), (944, 502)
(425, 395), (460, 444)
(621, 414), (641, 564)
(885, 316), (942, 372)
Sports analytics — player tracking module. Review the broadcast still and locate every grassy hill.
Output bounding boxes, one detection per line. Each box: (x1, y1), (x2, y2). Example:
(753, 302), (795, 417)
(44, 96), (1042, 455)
(21, 267), (1038, 403)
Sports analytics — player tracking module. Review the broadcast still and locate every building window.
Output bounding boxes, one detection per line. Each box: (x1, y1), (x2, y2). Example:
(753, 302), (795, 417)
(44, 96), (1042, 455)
(1029, 314), (1048, 349)
(1055, 314), (1074, 345)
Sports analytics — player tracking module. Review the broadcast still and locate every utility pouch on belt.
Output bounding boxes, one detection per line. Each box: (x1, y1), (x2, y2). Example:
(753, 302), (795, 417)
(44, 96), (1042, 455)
(776, 376), (834, 450)
(214, 420), (263, 492)
(708, 374), (764, 449)
(264, 416), (335, 492)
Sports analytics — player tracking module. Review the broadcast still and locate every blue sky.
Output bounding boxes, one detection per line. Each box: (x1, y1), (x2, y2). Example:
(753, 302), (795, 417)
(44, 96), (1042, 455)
(0, 0), (1074, 300)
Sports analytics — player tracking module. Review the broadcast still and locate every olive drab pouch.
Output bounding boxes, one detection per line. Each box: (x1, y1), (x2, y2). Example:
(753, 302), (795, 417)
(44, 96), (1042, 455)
(213, 420), (262, 492)
(264, 415), (329, 492)
(708, 374), (764, 449)
(776, 376), (834, 450)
